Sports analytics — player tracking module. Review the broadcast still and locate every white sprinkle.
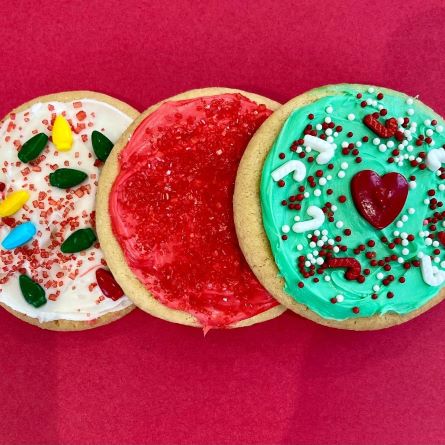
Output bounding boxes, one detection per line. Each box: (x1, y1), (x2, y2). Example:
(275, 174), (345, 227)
(341, 141), (349, 148)
(319, 178), (327, 186)
(426, 129), (434, 137)
(294, 216), (300, 222)
(314, 230), (320, 236)
(433, 241), (440, 248)
(356, 141), (362, 148)
(424, 198), (430, 205)
(336, 221), (344, 229)
(408, 208), (415, 214)
(316, 124), (322, 131)
(331, 205), (338, 212)
(348, 113), (355, 121)
(296, 146), (302, 153)
(409, 181), (417, 189)
(436, 125), (443, 133)
(378, 144), (387, 152)
(402, 239), (409, 246)
(326, 106), (333, 114)
(326, 128), (333, 136)
(333, 246), (340, 253)
(304, 192), (309, 198)
(373, 138), (381, 145)
(368, 87), (375, 93)
(387, 141), (395, 148)
(418, 252), (425, 259)
(407, 145), (413, 152)
(407, 108), (414, 116)
(336, 294), (344, 302)
(377, 272), (384, 280)
(406, 97), (413, 105)
(327, 175), (332, 180)
(306, 147), (312, 153)
(341, 162), (349, 169)
(328, 239), (335, 246)
(402, 248), (409, 255)
(327, 136), (334, 143)
(373, 285), (380, 292)
(398, 257), (405, 264)
(396, 221), (403, 228)
(397, 117), (404, 124)
(282, 225), (290, 233)
(309, 241), (316, 248)
(297, 244), (303, 251)
(314, 189), (321, 197)
(434, 257), (441, 263)
(317, 240), (324, 247)
(441, 261), (445, 268)
(324, 276), (331, 282)
(424, 119), (431, 126)
(401, 215), (408, 222)
(321, 229), (328, 236)
(338, 171), (346, 178)
(316, 257), (324, 265)
(401, 232), (408, 239)
(305, 261), (311, 267)
(425, 238), (432, 246)
(439, 184), (445, 191)
(393, 231), (400, 236)
(325, 117), (332, 124)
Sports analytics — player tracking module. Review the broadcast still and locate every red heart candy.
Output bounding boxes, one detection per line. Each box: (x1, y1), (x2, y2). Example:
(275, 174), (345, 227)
(351, 170), (408, 229)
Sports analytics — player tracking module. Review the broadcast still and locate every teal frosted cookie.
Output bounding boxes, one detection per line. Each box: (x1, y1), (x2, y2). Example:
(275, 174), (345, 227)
(234, 84), (445, 330)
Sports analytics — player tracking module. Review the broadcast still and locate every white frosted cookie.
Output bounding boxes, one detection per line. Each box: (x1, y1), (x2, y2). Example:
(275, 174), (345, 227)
(0, 91), (138, 330)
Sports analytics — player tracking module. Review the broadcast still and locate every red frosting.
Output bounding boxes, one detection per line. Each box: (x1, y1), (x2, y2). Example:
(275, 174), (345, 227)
(109, 93), (279, 328)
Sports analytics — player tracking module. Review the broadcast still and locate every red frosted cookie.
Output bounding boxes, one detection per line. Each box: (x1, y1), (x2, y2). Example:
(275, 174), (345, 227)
(97, 88), (285, 330)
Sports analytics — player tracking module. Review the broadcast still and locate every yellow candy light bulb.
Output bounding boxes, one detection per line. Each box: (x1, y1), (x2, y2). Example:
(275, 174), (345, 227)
(52, 115), (73, 151)
(0, 190), (30, 217)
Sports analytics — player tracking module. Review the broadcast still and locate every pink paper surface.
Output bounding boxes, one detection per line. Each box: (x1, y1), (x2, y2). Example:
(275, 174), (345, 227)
(1, 1), (445, 444)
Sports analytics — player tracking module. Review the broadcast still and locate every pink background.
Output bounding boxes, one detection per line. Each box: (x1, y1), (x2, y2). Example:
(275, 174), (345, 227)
(1, 1), (445, 444)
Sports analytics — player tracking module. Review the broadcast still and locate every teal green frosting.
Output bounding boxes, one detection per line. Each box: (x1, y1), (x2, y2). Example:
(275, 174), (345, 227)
(260, 85), (445, 320)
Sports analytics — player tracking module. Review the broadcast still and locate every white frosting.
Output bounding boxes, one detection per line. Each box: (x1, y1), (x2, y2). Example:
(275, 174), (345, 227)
(0, 98), (133, 322)
(291, 205), (325, 233)
(303, 134), (335, 164)
(271, 160), (306, 182)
